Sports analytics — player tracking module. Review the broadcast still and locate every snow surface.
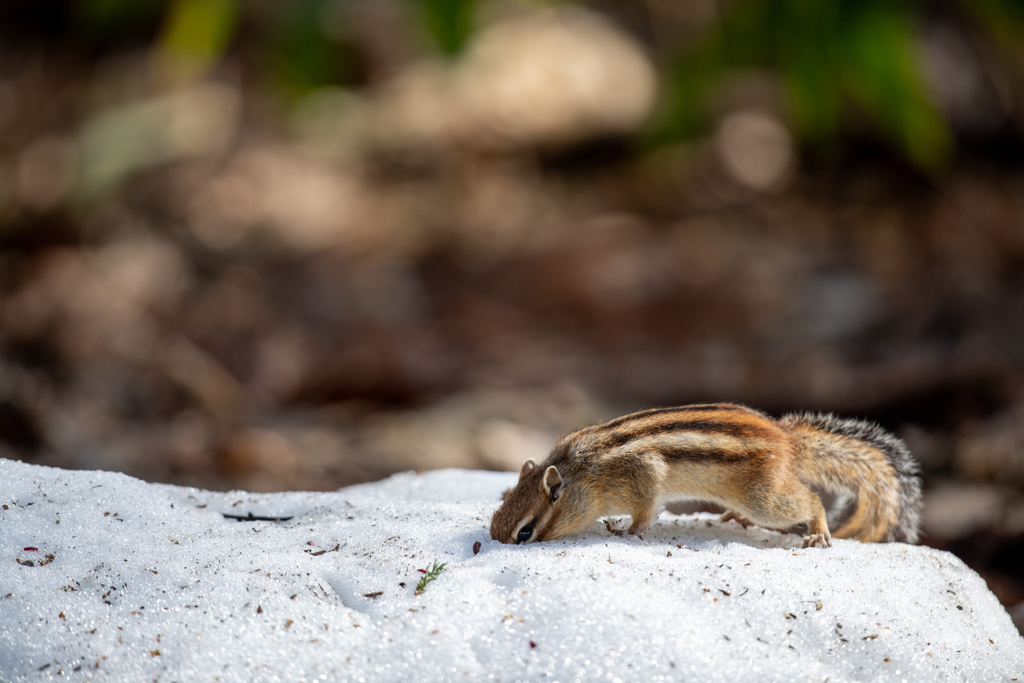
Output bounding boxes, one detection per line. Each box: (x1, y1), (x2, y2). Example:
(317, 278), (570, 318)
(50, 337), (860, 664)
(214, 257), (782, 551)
(1, 458), (1022, 683)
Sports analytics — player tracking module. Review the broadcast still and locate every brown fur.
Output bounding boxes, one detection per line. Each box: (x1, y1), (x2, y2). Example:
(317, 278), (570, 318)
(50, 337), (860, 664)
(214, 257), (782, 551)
(490, 403), (922, 548)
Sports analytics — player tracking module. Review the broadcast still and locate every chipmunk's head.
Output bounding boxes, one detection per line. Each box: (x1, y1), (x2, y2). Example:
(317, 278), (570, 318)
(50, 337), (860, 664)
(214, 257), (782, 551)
(490, 458), (565, 544)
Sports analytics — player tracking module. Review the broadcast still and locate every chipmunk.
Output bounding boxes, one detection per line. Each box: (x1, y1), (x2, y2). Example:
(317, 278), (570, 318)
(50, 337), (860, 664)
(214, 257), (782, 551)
(490, 403), (921, 548)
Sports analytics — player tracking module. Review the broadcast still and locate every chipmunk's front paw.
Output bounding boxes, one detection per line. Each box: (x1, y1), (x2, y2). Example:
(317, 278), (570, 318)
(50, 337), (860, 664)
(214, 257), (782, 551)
(627, 521), (650, 539)
(802, 533), (832, 549)
(604, 519), (628, 537)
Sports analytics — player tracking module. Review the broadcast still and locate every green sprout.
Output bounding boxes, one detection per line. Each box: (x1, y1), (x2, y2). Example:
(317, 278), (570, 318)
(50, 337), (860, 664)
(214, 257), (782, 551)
(414, 560), (447, 595)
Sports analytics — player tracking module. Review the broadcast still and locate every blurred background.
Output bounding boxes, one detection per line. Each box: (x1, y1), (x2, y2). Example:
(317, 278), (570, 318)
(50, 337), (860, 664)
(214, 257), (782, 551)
(1, 0), (1023, 627)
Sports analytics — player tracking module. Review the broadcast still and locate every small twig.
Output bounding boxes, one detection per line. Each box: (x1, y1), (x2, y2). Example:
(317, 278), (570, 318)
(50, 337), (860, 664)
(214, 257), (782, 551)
(414, 561), (447, 595)
(222, 512), (293, 522)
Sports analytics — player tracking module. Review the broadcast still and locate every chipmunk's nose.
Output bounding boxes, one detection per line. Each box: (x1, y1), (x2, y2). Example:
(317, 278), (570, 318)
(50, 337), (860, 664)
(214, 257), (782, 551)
(489, 513), (505, 542)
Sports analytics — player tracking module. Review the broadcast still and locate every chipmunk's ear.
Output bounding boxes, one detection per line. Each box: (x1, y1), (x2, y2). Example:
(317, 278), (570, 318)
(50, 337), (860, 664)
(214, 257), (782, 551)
(519, 459), (537, 480)
(543, 466), (563, 502)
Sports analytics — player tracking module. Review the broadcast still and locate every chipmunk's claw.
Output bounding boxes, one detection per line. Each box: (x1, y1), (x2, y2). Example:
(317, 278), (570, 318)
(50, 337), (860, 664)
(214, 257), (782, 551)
(802, 533), (832, 549)
(627, 522), (650, 539)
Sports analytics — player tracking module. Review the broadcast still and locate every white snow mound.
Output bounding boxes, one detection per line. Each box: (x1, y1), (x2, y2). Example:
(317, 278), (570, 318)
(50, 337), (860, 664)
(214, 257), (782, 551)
(0, 459), (1021, 682)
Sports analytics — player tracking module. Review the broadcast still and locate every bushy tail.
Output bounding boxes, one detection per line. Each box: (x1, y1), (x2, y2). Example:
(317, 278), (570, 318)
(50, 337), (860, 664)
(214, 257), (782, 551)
(781, 412), (922, 543)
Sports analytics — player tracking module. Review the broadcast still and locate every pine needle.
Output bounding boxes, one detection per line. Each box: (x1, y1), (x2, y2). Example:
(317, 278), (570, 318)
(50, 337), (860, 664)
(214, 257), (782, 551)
(414, 560), (447, 595)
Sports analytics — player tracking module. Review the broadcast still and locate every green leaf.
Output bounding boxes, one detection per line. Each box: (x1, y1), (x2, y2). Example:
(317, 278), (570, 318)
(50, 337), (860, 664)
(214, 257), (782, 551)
(159, 0), (238, 68)
(414, 560), (447, 595)
(647, 0), (952, 171)
(417, 0), (476, 57)
(267, 0), (361, 97)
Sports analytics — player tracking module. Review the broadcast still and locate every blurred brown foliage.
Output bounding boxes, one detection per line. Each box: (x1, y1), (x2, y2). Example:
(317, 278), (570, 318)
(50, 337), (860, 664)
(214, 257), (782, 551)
(1, 0), (1024, 617)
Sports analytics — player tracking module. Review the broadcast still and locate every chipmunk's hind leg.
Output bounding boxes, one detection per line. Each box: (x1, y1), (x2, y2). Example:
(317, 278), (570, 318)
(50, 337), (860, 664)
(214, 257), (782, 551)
(765, 482), (832, 548)
(746, 484), (832, 548)
(721, 510), (753, 528)
(722, 510), (801, 536)
(801, 497), (832, 548)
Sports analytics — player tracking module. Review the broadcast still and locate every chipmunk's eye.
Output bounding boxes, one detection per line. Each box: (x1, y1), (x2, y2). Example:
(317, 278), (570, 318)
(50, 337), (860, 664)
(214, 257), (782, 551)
(516, 522), (534, 544)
